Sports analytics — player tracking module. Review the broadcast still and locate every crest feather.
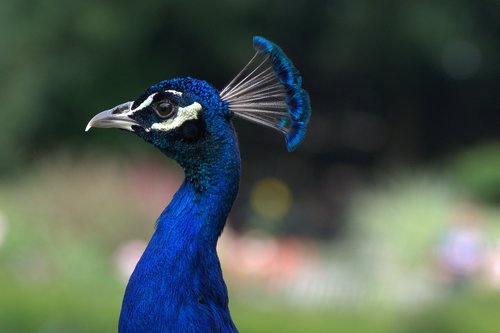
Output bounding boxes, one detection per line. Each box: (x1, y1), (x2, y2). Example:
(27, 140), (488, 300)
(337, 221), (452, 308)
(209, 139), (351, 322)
(220, 36), (311, 151)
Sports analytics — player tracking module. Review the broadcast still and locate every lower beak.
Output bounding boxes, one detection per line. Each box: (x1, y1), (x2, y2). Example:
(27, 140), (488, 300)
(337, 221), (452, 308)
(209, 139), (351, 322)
(85, 101), (139, 132)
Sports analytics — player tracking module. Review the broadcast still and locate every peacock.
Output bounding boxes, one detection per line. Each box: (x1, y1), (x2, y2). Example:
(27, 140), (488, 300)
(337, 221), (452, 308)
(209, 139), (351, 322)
(86, 36), (311, 333)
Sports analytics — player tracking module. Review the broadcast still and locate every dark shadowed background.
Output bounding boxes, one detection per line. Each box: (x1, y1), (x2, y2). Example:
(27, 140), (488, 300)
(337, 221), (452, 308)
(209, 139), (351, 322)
(1, 0), (500, 332)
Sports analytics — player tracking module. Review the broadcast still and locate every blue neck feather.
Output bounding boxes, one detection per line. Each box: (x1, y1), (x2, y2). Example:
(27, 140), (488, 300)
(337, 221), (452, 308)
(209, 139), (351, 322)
(119, 123), (240, 333)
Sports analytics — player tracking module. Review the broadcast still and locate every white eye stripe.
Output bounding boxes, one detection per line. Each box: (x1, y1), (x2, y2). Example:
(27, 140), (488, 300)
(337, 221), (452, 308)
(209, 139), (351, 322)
(130, 93), (157, 113)
(150, 101), (202, 132)
(129, 90), (183, 114)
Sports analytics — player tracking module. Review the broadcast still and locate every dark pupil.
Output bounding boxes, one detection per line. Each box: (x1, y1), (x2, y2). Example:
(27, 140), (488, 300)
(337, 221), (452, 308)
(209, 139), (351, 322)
(155, 101), (173, 118)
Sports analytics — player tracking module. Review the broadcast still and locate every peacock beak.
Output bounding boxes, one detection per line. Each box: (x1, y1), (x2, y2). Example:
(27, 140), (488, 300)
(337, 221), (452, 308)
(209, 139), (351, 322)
(85, 101), (139, 132)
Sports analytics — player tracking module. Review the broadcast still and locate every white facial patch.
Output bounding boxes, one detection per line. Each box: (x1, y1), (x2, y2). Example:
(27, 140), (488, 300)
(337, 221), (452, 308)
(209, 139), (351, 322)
(151, 101), (203, 132)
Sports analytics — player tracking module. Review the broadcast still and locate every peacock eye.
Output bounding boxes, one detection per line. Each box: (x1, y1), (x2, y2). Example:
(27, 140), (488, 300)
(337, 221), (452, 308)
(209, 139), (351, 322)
(153, 101), (175, 118)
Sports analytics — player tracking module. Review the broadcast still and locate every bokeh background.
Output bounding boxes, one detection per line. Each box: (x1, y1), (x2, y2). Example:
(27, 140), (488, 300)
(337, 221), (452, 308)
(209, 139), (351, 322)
(1, 0), (500, 332)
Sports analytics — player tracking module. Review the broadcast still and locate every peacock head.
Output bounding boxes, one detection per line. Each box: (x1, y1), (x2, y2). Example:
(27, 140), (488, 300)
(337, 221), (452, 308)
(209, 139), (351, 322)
(86, 37), (311, 165)
(86, 78), (233, 164)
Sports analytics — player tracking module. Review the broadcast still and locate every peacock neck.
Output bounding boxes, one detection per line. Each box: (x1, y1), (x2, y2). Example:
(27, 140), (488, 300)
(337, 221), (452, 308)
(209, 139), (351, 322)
(119, 133), (240, 333)
(161, 137), (241, 240)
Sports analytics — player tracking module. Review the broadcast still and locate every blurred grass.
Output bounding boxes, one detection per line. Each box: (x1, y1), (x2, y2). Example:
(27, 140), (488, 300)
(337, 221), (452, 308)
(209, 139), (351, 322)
(1, 154), (500, 332)
(0, 279), (122, 333)
(1, 277), (499, 333)
(231, 301), (396, 333)
(398, 293), (500, 333)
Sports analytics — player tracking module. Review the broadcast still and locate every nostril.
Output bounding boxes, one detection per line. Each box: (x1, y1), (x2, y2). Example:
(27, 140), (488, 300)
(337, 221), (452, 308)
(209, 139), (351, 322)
(112, 101), (133, 114)
(112, 106), (125, 114)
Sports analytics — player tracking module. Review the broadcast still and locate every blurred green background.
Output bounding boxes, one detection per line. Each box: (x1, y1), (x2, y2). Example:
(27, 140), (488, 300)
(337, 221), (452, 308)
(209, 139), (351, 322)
(1, 0), (500, 332)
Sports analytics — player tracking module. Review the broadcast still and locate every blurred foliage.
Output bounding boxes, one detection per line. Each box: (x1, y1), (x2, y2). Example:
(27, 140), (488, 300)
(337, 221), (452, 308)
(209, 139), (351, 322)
(347, 173), (456, 266)
(341, 171), (500, 306)
(1, 0), (500, 173)
(450, 142), (500, 203)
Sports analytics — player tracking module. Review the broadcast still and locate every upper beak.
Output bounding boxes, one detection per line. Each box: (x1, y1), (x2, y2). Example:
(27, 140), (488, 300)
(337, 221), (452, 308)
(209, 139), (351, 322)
(85, 101), (139, 132)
